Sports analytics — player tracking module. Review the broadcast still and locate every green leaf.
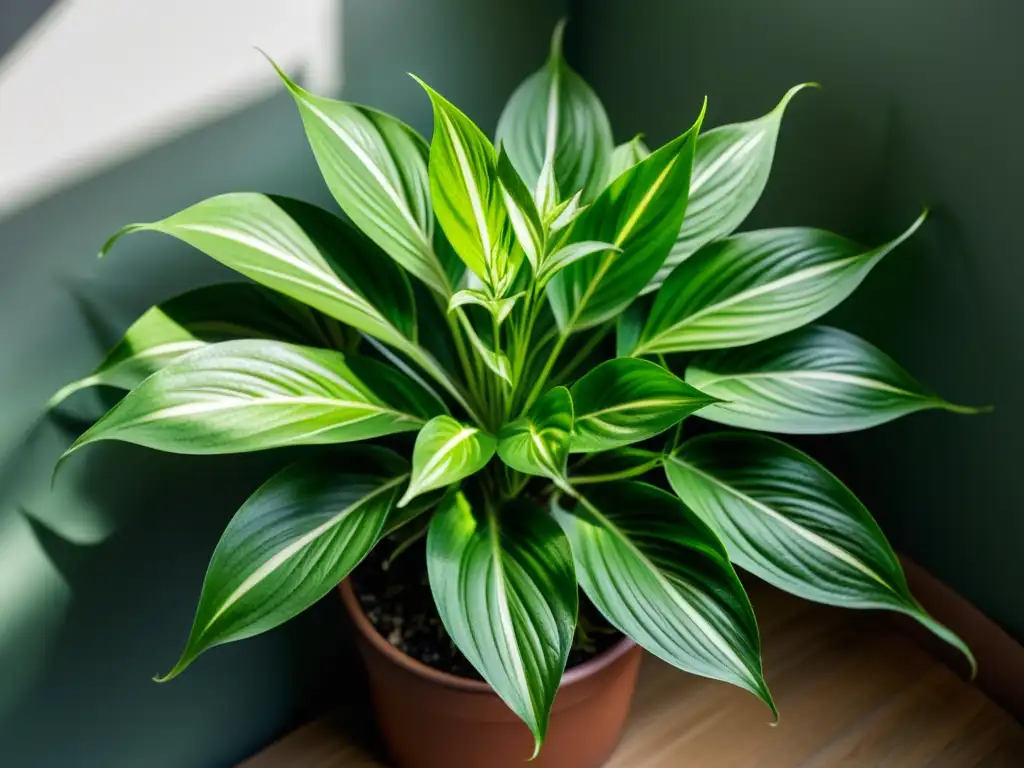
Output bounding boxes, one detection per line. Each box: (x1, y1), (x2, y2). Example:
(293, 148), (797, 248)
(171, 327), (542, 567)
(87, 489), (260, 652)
(448, 288), (523, 326)
(415, 77), (512, 289)
(546, 189), (586, 233)
(615, 300), (647, 357)
(497, 386), (573, 480)
(536, 241), (619, 286)
(60, 340), (441, 462)
(158, 446), (408, 680)
(268, 58), (456, 296)
(665, 433), (975, 673)
(686, 325), (987, 434)
(399, 416), (496, 507)
(495, 19), (613, 205)
(568, 447), (663, 485)
(637, 212), (927, 355)
(101, 194), (417, 352)
(552, 482), (774, 713)
(646, 84), (815, 293)
(497, 148), (545, 271)
(569, 358), (718, 453)
(48, 283), (354, 408)
(427, 493), (576, 753)
(547, 104), (705, 333)
(607, 134), (650, 182)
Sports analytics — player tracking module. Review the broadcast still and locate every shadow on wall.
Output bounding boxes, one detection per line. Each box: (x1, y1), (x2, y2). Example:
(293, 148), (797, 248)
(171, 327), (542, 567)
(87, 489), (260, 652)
(0, 1), (563, 765)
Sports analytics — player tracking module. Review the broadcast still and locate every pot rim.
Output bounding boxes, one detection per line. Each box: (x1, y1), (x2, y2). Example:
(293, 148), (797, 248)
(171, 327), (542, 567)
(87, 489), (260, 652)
(338, 578), (638, 694)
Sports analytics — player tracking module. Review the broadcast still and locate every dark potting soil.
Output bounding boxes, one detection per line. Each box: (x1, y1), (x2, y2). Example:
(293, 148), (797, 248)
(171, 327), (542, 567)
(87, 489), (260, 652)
(352, 537), (623, 681)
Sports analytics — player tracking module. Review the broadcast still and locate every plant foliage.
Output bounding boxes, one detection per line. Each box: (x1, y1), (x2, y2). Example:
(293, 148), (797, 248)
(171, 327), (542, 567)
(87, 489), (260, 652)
(52, 19), (984, 753)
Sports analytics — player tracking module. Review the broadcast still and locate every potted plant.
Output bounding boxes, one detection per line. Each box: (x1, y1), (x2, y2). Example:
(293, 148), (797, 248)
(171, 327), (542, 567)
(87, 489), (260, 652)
(50, 19), (983, 768)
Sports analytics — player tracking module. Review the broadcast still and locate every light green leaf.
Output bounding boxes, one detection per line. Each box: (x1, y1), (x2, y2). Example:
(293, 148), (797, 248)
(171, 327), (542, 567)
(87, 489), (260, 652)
(569, 358), (718, 453)
(448, 288), (523, 326)
(159, 446), (408, 680)
(536, 241), (619, 286)
(495, 19), (613, 205)
(568, 447), (663, 485)
(497, 386), (573, 480)
(399, 416), (496, 507)
(646, 84), (815, 293)
(416, 77), (512, 289)
(546, 189), (586, 233)
(637, 212), (927, 355)
(547, 104), (705, 333)
(268, 58), (456, 296)
(607, 134), (650, 182)
(101, 194), (417, 352)
(60, 340), (441, 463)
(48, 283), (353, 408)
(552, 482), (774, 713)
(428, 494), (575, 754)
(666, 433), (975, 673)
(497, 148), (544, 271)
(686, 325), (987, 434)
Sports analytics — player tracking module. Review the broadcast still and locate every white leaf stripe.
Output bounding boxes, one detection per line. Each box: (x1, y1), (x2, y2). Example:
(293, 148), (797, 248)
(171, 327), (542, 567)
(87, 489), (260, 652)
(439, 110), (494, 264)
(615, 154), (681, 246)
(574, 492), (760, 688)
(579, 396), (712, 420)
(693, 369), (924, 397)
(203, 473), (407, 634)
(689, 131), (765, 194)
(666, 455), (892, 590)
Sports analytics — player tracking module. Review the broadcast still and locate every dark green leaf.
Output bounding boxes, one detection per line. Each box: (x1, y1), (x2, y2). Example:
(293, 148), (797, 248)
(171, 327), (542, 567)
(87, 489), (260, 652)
(547, 105), (705, 333)
(552, 482), (774, 713)
(569, 358), (718, 453)
(568, 447), (663, 485)
(637, 212), (927, 355)
(60, 340), (441, 462)
(48, 283), (353, 408)
(158, 446), (408, 679)
(428, 493), (576, 753)
(399, 416), (496, 507)
(646, 84), (815, 293)
(686, 325), (986, 433)
(665, 433), (975, 672)
(497, 386), (573, 480)
(495, 19), (613, 205)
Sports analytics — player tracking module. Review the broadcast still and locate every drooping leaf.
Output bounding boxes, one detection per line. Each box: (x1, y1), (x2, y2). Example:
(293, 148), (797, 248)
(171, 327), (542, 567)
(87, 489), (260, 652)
(535, 241), (619, 286)
(399, 416), (496, 507)
(59, 340), (441, 463)
(159, 446), (408, 680)
(637, 212), (927, 355)
(497, 386), (573, 480)
(48, 283), (353, 408)
(665, 433), (975, 672)
(568, 447), (663, 485)
(552, 482), (774, 713)
(569, 358), (718, 453)
(607, 135), (650, 182)
(547, 104), (705, 333)
(100, 194), (417, 352)
(497, 148), (545, 271)
(686, 325), (986, 433)
(268, 58), (456, 296)
(428, 493), (576, 753)
(495, 19), (613, 205)
(645, 84), (815, 293)
(416, 78), (512, 289)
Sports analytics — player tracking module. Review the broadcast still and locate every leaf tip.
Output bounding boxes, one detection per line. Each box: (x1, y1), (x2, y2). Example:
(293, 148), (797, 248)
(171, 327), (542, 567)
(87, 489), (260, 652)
(550, 17), (568, 60)
(98, 223), (146, 259)
(258, 49), (304, 97)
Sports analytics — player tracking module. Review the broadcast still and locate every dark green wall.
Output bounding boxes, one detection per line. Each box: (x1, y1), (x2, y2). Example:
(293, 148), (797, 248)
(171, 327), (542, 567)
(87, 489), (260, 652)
(0, 2), (563, 765)
(575, 0), (1024, 639)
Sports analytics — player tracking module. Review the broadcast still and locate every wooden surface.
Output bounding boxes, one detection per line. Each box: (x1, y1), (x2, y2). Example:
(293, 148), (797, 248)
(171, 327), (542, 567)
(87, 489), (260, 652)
(242, 584), (1023, 767)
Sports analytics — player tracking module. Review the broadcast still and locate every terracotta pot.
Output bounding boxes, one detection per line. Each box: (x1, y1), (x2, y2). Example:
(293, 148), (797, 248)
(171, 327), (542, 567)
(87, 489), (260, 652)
(338, 580), (643, 768)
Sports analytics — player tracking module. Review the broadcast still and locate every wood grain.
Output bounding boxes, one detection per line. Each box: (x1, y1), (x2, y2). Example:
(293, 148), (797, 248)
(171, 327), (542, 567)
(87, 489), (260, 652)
(241, 583), (1023, 767)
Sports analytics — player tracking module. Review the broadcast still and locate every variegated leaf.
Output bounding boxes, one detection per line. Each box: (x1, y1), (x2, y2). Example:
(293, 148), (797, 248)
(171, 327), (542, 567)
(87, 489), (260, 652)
(637, 212), (927, 355)
(399, 416), (496, 507)
(497, 386), (573, 480)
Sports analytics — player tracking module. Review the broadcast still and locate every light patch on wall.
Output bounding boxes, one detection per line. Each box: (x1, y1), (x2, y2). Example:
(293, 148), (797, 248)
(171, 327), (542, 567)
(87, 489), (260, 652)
(0, 509), (70, 718)
(0, 0), (343, 220)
